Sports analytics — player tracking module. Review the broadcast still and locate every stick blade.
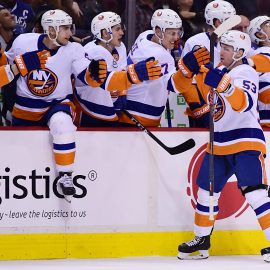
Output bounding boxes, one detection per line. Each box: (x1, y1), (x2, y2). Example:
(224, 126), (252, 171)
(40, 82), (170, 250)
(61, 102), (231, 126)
(214, 15), (241, 38)
(167, 138), (195, 155)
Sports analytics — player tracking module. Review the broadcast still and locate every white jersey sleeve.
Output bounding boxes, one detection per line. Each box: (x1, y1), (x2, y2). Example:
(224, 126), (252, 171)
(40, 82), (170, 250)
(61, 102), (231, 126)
(5, 33), (40, 64)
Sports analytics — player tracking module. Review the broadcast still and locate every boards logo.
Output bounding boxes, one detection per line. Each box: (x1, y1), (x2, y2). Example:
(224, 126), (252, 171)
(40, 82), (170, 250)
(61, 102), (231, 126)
(27, 68), (58, 97)
(187, 144), (249, 220)
(0, 167), (88, 205)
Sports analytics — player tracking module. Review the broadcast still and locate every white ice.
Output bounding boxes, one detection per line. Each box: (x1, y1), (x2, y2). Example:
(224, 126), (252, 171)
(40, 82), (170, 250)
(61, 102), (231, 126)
(0, 256), (269, 270)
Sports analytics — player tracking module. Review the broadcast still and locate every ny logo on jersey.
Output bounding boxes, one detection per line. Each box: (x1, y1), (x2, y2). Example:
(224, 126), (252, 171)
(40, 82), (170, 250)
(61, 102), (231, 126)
(27, 69), (58, 97)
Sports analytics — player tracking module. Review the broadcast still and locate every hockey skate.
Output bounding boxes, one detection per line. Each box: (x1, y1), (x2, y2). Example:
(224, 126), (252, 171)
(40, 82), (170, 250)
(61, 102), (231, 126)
(261, 247), (270, 262)
(58, 172), (75, 203)
(177, 235), (210, 260)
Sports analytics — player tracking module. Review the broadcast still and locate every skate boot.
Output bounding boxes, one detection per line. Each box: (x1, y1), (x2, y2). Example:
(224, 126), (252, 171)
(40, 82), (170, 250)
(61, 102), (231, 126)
(261, 247), (270, 262)
(58, 172), (75, 202)
(177, 235), (210, 260)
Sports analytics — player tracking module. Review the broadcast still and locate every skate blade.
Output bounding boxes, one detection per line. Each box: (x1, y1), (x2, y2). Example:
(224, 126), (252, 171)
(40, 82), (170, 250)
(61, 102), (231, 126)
(64, 195), (72, 203)
(177, 250), (209, 260)
(262, 254), (270, 263)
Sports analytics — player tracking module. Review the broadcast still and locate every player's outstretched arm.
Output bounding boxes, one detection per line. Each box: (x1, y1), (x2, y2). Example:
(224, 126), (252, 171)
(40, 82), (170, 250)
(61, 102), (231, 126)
(103, 57), (162, 92)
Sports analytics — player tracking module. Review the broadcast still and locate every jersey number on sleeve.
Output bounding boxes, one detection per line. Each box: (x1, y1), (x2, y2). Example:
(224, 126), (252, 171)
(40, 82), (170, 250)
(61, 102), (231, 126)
(243, 80), (257, 93)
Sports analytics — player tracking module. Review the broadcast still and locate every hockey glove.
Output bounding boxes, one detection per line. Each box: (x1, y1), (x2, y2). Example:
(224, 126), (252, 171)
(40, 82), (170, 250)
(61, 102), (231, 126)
(88, 59), (107, 84)
(178, 47), (210, 78)
(204, 66), (232, 93)
(127, 57), (161, 84)
(14, 50), (50, 77)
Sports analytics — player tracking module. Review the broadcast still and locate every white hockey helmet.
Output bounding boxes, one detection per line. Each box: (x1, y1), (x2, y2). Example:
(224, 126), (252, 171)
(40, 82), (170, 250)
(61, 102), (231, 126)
(151, 9), (182, 32)
(220, 30), (251, 60)
(247, 16), (270, 44)
(41, 9), (73, 35)
(91, 11), (121, 43)
(205, 0), (236, 28)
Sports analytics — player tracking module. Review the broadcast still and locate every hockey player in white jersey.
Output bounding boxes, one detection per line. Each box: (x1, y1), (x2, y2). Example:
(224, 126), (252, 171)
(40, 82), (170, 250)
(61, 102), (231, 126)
(0, 9), (109, 201)
(117, 8), (210, 127)
(181, 0), (236, 127)
(182, 0), (236, 67)
(177, 30), (270, 263)
(74, 11), (127, 126)
(247, 16), (270, 127)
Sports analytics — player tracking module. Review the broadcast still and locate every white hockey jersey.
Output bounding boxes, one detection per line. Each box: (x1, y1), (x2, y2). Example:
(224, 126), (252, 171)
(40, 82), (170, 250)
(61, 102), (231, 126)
(119, 30), (176, 126)
(250, 46), (270, 127)
(74, 40), (127, 121)
(5, 33), (90, 121)
(200, 64), (265, 155)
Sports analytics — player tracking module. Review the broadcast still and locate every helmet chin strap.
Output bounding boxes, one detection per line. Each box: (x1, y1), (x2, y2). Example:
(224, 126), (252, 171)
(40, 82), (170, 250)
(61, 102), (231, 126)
(154, 31), (165, 47)
(47, 28), (61, 47)
(227, 53), (241, 70)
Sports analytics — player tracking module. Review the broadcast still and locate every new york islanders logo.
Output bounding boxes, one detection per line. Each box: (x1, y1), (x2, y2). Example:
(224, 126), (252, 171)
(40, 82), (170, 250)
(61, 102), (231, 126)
(187, 144), (249, 220)
(209, 92), (225, 122)
(27, 69), (58, 97)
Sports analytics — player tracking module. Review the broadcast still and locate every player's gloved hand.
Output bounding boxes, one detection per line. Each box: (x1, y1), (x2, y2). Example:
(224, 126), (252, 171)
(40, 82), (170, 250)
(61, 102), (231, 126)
(203, 65), (232, 93)
(127, 57), (161, 84)
(113, 90), (127, 115)
(14, 50), (51, 77)
(88, 59), (107, 84)
(178, 47), (210, 78)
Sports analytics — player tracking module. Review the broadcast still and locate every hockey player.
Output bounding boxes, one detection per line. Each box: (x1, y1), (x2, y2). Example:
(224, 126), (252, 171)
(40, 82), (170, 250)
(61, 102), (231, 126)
(182, 0), (236, 66)
(116, 8), (210, 127)
(247, 16), (270, 127)
(177, 30), (270, 263)
(74, 11), (128, 127)
(0, 9), (109, 201)
(0, 9), (160, 201)
(180, 0), (236, 127)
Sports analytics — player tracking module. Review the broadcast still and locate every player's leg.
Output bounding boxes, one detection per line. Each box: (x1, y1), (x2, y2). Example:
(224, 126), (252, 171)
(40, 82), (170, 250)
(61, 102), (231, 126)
(235, 150), (270, 262)
(177, 153), (233, 259)
(48, 111), (77, 198)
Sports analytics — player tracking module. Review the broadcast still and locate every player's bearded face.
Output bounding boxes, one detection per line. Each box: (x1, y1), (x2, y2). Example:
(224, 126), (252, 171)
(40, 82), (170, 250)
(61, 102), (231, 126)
(162, 28), (182, 50)
(220, 43), (234, 67)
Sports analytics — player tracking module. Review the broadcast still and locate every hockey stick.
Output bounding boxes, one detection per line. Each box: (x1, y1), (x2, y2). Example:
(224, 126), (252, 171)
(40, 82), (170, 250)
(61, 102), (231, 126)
(165, 97), (172, 127)
(123, 110), (195, 155)
(208, 15), (241, 220)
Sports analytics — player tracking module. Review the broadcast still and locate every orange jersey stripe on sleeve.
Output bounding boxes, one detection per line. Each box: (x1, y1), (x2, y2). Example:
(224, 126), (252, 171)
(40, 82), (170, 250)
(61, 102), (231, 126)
(225, 87), (247, 112)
